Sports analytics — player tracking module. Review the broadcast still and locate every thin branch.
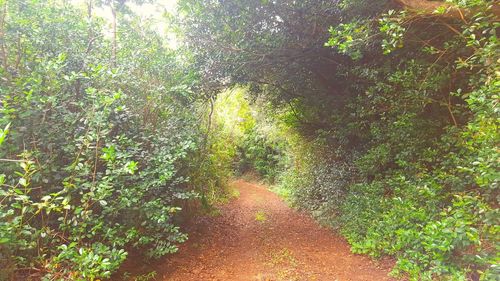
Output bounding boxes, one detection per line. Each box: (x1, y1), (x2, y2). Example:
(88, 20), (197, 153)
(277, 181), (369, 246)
(0, 158), (24, 162)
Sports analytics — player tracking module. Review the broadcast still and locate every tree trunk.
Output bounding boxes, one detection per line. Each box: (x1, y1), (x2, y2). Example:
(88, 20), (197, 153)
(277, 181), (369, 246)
(0, 0), (8, 71)
(87, 0), (93, 52)
(111, 1), (117, 67)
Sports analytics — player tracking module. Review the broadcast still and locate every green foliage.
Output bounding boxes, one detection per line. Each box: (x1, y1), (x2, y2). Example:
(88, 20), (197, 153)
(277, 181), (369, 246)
(237, 126), (286, 183)
(234, 95), (290, 184)
(325, 1), (499, 279)
(189, 88), (256, 206)
(0, 1), (223, 279)
(0, 123), (9, 146)
(1, 0), (498, 280)
(379, 10), (407, 54)
(325, 22), (370, 60)
(178, 0), (499, 280)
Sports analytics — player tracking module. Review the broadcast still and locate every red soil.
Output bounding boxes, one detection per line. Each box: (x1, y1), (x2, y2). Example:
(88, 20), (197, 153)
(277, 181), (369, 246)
(118, 180), (397, 281)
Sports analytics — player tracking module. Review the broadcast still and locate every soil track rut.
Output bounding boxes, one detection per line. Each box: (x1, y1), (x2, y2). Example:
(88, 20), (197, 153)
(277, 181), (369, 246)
(126, 180), (396, 281)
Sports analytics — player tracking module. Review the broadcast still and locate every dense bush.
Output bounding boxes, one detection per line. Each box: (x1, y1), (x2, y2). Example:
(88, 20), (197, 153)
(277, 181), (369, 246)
(190, 88), (256, 205)
(326, 2), (499, 279)
(237, 127), (287, 183)
(271, 138), (353, 228)
(0, 1), (227, 279)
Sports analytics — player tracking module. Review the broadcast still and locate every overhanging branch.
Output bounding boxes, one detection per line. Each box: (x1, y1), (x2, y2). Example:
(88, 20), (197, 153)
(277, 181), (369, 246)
(394, 0), (500, 19)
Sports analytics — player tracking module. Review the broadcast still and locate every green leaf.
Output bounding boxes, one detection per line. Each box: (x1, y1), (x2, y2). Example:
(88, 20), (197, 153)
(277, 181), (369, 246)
(0, 123), (10, 146)
(19, 178), (28, 187)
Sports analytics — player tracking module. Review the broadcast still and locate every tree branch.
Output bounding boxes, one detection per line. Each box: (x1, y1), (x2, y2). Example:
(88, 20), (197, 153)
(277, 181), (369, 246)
(394, 0), (500, 19)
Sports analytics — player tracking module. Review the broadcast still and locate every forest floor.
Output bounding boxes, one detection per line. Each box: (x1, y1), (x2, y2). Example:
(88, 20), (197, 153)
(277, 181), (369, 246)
(119, 180), (397, 281)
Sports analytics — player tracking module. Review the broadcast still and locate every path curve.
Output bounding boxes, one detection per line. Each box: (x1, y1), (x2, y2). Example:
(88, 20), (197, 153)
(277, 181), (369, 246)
(122, 180), (397, 281)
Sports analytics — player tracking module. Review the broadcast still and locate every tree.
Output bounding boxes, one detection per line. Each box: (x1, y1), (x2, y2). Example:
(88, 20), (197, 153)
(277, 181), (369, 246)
(96, 0), (151, 67)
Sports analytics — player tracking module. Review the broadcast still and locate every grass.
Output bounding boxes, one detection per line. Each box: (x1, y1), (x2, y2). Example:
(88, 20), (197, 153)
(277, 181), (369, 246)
(202, 182), (241, 217)
(255, 210), (267, 222)
(269, 248), (297, 267)
(229, 185), (240, 198)
(266, 248), (302, 281)
(270, 184), (294, 204)
(122, 271), (157, 281)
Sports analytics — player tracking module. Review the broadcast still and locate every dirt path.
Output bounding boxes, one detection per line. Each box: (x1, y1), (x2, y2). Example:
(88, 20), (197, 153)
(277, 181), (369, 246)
(127, 180), (396, 281)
